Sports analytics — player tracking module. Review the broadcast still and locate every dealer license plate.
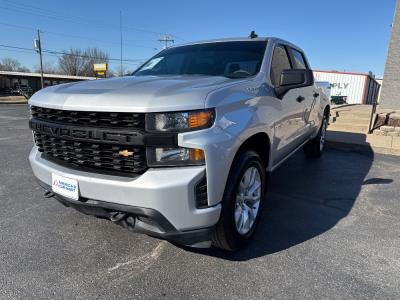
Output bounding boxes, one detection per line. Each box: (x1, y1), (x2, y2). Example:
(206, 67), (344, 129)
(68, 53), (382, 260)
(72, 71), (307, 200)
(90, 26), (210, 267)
(52, 173), (79, 200)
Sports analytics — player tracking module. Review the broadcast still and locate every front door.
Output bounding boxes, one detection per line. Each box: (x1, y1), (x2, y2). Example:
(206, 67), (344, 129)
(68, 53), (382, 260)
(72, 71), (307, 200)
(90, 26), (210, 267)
(270, 44), (307, 165)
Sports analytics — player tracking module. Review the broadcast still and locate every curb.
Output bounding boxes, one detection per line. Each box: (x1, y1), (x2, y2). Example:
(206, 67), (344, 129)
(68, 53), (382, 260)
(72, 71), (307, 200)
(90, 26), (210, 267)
(0, 101), (28, 104)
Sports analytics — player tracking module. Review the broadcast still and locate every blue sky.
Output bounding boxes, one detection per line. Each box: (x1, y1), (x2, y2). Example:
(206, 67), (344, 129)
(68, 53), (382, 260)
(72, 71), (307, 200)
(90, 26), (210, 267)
(0, 0), (396, 77)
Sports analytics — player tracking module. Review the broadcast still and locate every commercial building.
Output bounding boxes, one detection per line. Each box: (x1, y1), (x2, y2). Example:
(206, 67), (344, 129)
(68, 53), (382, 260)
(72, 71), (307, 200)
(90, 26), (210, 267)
(313, 70), (380, 105)
(0, 70), (95, 95)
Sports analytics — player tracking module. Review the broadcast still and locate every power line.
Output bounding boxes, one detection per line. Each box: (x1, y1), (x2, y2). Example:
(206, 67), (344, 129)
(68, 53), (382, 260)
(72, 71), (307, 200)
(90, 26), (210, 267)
(43, 31), (159, 50)
(0, 21), (36, 32)
(0, 0), (187, 41)
(0, 44), (145, 63)
(0, 48), (36, 55)
(39, 52), (142, 66)
(1, 0), (91, 21)
(0, 21), (159, 50)
(42, 49), (141, 62)
(0, 45), (144, 69)
(0, 44), (36, 53)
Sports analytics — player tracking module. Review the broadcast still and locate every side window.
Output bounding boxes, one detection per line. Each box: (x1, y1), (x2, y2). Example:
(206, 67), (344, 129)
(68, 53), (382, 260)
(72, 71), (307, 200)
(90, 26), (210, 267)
(291, 48), (307, 69)
(270, 45), (291, 86)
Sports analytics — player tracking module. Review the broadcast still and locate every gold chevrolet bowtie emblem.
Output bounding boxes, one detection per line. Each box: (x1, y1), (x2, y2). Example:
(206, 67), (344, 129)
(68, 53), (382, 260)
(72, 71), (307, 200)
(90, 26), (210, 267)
(118, 150), (134, 157)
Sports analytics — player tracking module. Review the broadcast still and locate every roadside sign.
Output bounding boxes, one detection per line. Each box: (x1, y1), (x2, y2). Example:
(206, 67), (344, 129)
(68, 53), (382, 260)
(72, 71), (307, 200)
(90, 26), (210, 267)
(93, 64), (107, 72)
(93, 63), (107, 78)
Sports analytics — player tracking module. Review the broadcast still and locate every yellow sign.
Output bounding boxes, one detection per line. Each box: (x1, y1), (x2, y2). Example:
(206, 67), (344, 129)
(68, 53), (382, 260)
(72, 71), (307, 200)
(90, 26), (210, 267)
(93, 63), (108, 72)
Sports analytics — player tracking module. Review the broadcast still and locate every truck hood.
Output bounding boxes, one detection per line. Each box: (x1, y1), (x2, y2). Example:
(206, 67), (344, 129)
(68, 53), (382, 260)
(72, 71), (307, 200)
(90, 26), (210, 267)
(29, 75), (240, 112)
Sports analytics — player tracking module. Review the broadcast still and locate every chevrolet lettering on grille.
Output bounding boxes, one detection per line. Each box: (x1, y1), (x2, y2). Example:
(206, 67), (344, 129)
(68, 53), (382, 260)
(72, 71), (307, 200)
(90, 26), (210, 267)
(29, 119), (143, 145)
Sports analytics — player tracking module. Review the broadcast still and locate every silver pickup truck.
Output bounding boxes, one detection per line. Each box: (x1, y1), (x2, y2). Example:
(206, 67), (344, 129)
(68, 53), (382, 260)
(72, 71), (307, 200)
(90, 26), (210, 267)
(28, 36), (330, 251)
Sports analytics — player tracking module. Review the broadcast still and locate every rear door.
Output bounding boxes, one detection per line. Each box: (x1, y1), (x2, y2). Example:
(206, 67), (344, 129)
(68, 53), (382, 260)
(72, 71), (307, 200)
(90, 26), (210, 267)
(270, 44), (307, 164)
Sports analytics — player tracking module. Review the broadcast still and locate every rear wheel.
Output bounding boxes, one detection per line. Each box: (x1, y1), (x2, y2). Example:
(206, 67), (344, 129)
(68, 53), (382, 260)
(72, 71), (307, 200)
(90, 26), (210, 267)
(303, 113), (328, 158)
(212, 150), (266, 251)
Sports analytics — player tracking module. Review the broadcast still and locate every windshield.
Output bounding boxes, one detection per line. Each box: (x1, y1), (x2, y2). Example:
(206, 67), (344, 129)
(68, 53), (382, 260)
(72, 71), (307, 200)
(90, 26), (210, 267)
(134, 41), (267, 79)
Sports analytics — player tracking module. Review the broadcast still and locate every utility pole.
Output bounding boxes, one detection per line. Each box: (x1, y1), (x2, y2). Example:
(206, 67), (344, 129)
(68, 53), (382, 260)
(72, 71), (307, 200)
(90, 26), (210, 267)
(120, 11), (123, 76)
(158, 34), (174, 49)
(34, 29), (44, 89)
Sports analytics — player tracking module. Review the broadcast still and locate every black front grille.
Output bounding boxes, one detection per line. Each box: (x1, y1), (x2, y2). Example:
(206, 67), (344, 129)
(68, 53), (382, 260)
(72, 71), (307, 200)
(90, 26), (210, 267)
(31, 105), (145, 129)
(31, 106), (148, 176)
(34, 132), (147, 175)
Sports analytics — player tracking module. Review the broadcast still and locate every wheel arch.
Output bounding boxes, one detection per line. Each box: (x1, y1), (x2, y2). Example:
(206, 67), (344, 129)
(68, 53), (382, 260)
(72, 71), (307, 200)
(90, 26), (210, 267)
(234, 132), (271, 171)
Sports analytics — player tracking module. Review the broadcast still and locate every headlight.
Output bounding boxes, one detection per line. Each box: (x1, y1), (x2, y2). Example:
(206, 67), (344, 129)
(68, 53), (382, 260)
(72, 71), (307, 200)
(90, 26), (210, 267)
(147, 147), (205, 166)
(146, 109), (215, 132)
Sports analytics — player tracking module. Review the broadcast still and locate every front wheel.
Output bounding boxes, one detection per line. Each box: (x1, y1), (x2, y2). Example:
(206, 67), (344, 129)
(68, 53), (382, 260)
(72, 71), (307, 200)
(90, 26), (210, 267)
(303, 113), (328, 158)
(212, 150), (266, 251)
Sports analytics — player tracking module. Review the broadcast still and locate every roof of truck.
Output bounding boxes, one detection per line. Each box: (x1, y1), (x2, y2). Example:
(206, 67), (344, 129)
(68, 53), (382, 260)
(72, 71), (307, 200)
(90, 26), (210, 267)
(175, 37), (268, 47)
(172, 37), (303, 53)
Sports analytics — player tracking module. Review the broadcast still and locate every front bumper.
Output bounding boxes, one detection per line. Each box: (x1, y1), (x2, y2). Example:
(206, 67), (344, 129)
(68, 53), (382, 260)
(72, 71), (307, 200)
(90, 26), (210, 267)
(29, 147), (221, 245)
(39, 181), (213, 247)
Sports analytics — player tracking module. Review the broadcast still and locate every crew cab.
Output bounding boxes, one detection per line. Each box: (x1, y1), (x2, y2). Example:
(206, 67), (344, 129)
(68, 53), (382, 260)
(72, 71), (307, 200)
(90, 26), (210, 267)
(28, 36), (330, 251)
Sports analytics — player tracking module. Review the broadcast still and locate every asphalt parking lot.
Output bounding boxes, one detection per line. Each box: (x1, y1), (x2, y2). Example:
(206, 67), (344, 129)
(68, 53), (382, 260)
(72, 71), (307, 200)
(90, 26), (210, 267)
(1, 104), (400, 299)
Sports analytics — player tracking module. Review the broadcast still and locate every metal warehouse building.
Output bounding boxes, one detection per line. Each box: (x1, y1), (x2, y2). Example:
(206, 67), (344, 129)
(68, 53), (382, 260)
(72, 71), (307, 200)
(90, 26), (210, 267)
(313, 70), (380, 105)
(0, 71), (95, 94)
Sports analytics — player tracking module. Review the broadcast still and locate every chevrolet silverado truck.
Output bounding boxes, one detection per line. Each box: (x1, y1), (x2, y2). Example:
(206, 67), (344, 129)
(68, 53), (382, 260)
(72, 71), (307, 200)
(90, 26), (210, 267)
(28, 36), (330, 251)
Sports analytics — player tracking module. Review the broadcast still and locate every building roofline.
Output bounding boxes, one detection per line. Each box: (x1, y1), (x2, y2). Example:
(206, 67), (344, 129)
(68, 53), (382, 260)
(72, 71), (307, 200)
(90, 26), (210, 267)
(0, 70), (96, 80)
(314, 70), (380, 86)
(313, 70), (370, 77)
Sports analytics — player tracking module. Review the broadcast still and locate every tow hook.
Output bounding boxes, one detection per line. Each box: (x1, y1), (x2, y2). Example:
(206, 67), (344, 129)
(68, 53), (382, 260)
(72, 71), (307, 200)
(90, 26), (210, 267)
(125, 216), (136, 231)
(109, 212), (136, 231)
(109, 212), (126, 222)
(44, 190), (55, 198)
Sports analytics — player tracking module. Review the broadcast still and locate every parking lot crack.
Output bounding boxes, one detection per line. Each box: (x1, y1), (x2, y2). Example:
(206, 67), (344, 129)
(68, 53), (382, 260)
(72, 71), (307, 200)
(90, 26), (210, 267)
(107, 241), (166, 273)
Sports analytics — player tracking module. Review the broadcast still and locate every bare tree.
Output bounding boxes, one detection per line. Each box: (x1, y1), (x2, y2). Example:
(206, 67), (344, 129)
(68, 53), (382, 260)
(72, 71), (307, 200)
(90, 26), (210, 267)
(0, 58), (20, 71)
(82, 47), (109, 77)
(57, 48), (86, 76)
(17, 66), (31, 73)
(58, 47), (109, 77)
(34, 61), (58, 74)
(0, 57), (30, 72)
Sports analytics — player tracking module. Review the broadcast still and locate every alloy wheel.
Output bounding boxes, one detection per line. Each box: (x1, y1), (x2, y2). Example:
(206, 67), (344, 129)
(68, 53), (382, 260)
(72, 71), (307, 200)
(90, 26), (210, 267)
(234, 166), (261, 235)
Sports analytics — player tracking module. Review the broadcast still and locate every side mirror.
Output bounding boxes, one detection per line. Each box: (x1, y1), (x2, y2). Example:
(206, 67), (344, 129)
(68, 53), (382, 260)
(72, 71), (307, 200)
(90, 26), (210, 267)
(275, 69), (314, 98)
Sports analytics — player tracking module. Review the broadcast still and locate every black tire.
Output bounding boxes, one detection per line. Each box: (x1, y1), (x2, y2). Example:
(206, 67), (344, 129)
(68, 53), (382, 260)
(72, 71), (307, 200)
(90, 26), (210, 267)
(212, 150), (266, 251)
(303, 113), (328, 158)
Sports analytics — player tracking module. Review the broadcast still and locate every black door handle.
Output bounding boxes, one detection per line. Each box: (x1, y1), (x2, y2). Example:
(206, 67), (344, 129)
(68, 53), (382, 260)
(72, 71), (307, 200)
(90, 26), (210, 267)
(296, 96), (305, 103)
(313, 92), (320, 98)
